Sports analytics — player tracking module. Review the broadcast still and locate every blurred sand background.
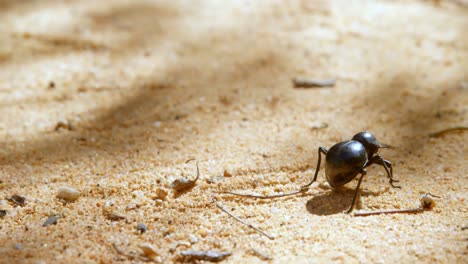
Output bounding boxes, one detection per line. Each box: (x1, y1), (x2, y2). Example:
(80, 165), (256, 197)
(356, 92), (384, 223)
(0, 0), (467, 263)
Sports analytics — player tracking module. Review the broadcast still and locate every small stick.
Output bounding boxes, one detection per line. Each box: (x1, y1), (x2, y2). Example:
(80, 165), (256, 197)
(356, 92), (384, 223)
(354, 208), (423, 216)
(354, 193), (439, 217)
(224, 188), (307, 199)
(292, 78), (336, 88)
(429, 126), (468, 137)
(212, 197), (274, 240)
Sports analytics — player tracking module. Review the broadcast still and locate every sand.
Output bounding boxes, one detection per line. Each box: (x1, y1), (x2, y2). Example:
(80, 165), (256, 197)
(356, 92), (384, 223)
(0, 0), (467, 263)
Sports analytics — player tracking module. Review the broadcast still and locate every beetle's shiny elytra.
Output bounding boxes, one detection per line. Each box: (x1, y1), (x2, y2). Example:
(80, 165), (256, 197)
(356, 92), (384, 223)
(325, 141), (368, 188)
(302, 131), (400, 213)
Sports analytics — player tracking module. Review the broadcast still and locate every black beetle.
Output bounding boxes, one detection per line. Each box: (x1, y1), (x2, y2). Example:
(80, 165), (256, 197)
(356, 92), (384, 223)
(226, 132), (400, 213)
(302, 131), (400, 212)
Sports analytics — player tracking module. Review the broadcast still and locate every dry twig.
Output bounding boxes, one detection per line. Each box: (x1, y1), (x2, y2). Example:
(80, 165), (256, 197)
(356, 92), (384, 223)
(292, 77), (336, 88)
(212, 197), (274, 240)
(354, 193), (439, 217)
(224, 189), (307, 199)
(429, 126), (468, 137)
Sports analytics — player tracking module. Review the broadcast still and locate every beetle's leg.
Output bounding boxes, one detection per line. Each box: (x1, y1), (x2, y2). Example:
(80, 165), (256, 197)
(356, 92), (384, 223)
(346, 169), (366, 213)
(383, 159), (399, 183)
(226, 147), (328, 199)
(366, 155), (401, 188)
(302, 147), (328, 189)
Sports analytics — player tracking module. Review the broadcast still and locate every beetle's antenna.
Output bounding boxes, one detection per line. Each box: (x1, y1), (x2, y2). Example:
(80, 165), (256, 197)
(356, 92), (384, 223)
(377, 142), (397, 149)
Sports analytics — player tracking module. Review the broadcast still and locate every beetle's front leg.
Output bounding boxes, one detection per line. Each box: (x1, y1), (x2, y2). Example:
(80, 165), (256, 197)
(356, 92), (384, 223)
(367, 155), (401, 188)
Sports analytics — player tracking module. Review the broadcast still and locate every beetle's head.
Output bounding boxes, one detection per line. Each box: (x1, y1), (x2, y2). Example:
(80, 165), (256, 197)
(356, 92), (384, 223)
(352, 131), (388, 157)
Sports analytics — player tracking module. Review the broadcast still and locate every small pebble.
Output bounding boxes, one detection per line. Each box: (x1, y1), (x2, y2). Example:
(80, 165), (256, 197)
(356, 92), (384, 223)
(153, 121), (162, 128)
(0, 210), (6, 217)
(309, 121), (328, 130)
(180, 250), (231, 262)
(169, 241), (191, 253)
(460, 81), (468, 90)
(207, 175), (224, 184)
(170, 160), (200, 192)
(137, 223), (148, 233)
(189, 234), (198, 244)
(8, 194), (26, 206)
(197, 228), (209, 237)
(170, 178), (195, 191)
(420, 193), (437, 209)
(43, 215), (58, 227)
(56, 186), (81, 202)
(270, 206), (280, 214)
(223, 168), (233, 177)
(155, 188), (168, 200)
(249, 248), (272, 261)
(54, 120), (75, 131)
(104, 200), (114, 208)
(106, 212), (126, 221)
(139, 243), (158, 258)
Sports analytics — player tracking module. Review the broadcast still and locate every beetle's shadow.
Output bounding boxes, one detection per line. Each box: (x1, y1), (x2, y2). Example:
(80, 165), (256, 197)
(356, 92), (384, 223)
(305, 188), (380, 216)
(305, 189), (354, 215)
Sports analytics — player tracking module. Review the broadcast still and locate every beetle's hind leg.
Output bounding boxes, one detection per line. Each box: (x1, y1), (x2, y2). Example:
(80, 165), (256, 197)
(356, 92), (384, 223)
(225, 147), (328, 199)
(302, 147), (328, 189)
(346, 169), (367, 213)
(367, 155), (401, 188)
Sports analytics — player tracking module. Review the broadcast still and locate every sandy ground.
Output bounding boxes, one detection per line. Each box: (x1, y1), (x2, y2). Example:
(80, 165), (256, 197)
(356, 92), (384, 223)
(0, 0), (467, 263)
